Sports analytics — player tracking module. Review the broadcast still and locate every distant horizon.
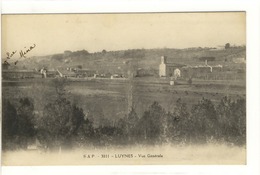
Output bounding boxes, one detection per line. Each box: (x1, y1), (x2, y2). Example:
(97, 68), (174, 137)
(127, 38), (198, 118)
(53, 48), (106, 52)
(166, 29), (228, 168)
(3, 44), (246, 62)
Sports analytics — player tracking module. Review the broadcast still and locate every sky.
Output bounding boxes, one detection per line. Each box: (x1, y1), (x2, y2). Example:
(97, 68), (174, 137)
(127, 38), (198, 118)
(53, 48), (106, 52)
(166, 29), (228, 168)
(2, 12), (245, 58)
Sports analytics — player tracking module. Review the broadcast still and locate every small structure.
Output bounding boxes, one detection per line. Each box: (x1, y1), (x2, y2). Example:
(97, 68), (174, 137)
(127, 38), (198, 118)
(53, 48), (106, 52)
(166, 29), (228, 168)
(75, 69), (96, 78)
(40, 68), (47, 78)
(111, 74), (123, 79)
(57, 69), (77, 78)
(173, 68), (181, 79)
(211, 65), (223, 72)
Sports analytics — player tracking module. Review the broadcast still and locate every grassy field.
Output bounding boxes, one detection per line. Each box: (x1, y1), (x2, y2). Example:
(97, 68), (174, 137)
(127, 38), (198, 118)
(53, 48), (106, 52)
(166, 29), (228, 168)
(2, 77), (246, 125)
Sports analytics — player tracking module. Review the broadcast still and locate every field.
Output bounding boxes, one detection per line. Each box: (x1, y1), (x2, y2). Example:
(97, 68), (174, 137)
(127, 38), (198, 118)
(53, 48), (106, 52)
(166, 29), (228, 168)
(2, 77), (246, 126)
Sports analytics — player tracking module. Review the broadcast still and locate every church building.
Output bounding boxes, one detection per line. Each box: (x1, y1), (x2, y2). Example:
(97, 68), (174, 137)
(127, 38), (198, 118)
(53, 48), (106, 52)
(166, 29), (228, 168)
(159, 56), (183, 78)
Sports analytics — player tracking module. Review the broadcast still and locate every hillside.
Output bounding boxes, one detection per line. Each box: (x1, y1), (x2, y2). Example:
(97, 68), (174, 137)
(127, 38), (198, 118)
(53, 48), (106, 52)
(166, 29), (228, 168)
(14, 46), (246, 73)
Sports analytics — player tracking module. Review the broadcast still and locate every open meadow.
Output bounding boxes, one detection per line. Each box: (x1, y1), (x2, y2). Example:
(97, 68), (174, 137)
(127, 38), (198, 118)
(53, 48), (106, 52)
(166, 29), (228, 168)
(2, 77), (245, 124)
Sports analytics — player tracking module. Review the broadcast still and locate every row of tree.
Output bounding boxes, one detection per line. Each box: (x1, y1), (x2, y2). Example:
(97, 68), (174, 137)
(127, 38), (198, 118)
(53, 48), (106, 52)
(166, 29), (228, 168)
(2, 80), (246, 151)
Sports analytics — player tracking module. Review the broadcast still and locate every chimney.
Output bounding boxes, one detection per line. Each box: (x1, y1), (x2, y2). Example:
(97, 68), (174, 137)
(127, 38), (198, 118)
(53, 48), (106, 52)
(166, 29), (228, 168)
(205, 60), (208, 66)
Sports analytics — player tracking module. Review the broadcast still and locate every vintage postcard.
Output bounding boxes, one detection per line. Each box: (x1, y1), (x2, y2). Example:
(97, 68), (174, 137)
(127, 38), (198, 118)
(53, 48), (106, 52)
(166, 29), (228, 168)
(1, 12), (246, 165)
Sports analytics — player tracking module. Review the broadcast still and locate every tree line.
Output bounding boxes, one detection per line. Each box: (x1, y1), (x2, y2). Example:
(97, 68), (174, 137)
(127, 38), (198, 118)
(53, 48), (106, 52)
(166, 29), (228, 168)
(2, 79), (246, 151)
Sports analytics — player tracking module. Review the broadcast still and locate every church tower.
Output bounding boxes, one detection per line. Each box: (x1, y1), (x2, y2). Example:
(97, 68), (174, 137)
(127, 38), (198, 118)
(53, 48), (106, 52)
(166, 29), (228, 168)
(161, 56), (167, 64)
(159, 56), (167, 77)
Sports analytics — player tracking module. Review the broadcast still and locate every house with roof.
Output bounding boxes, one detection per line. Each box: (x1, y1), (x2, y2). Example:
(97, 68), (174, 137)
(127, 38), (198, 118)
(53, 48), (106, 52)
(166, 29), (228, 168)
(75, 69), (96, 78)
(57, 69), (77, 78)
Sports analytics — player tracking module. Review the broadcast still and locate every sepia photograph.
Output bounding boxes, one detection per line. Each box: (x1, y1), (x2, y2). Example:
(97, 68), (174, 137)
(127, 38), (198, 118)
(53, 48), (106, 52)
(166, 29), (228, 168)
(1, 12), (246, 165)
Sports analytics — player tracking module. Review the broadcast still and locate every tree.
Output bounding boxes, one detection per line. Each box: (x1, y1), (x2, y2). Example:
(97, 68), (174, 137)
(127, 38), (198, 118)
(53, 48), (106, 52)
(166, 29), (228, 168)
(225, 43), (231, 49)
(71, 50), (89, 57)
(95, 125), (125, 146)
(73, 107), (95, 147)
(36, 80), (85, 151)
(16, 98), (36, 148)
(2, 98), (36, 150)
(167, 98), (190, 143)
(231, 98), (246, 145)
(138, 101), (166, 144)
(102, 49), (107, 54)
(216, 96), (246, 145)
(216, 96), (233, 141)
(2, 99), (18, 150)
(123, 49), (145, 58)
(86, 105), (107, 128)
(37, 98), (85, 151)
(125, 108), (139, 143)
(190, 98), (218, 143)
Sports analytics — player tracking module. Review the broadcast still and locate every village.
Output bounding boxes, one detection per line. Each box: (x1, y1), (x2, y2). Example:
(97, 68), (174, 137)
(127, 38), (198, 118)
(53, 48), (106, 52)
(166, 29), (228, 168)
(1, 53), (246, 85)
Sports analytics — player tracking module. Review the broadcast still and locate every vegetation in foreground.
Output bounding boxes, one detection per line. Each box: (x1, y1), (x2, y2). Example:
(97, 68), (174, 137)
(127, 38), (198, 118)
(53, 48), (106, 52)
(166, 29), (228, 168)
(2, 79), (246, 151)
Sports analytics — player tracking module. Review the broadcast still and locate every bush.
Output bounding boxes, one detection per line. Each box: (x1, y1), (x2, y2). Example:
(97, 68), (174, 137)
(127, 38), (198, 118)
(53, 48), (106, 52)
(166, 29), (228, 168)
(2, 98), (36, 150)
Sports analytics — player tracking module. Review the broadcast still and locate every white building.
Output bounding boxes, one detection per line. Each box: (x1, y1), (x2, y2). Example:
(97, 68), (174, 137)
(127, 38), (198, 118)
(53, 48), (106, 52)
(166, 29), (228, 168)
(173, 68), (181, 79)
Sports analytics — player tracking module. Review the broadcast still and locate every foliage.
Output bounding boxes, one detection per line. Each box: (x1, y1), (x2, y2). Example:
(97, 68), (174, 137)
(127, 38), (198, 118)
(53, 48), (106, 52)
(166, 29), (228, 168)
(37, 96), (87, 150)
(188, 77), (192, 85)
(2, 92), (246, 150)
(36, 79), (91, 150)
(225, 43), (231, 49)
(190, 98), (218, 143)
(70, 49), (89, 57)
(123, 49), (145, 58)
(74, 116), (95, 147)
(126, 108), (139, 141)
(2, 99), (18, 150)
(2, 98), (36, 150)
(16, 98), (36, 148)
(217, 97), (246, 145)
(137, 102), (166, 144)
(167, 98), (190, 143)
